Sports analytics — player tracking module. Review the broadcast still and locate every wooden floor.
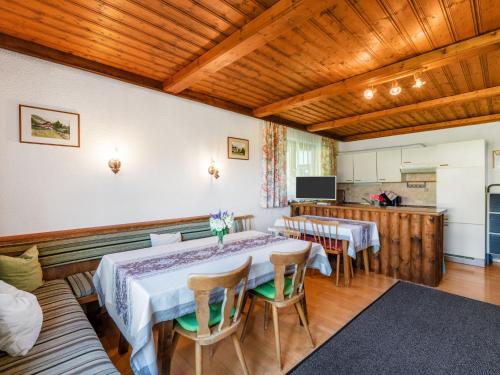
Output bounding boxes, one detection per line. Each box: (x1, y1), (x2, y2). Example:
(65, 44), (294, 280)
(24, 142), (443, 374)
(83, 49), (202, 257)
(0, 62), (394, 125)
(100, 262), (500, 375)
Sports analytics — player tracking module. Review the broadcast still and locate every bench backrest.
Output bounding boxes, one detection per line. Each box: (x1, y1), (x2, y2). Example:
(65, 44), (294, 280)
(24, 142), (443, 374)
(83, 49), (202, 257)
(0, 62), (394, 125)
(0, 215), (254, 280)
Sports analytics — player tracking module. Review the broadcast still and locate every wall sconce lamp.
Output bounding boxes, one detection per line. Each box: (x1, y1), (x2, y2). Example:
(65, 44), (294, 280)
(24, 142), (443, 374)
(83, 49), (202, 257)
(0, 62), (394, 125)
(108, 147), (121, 174)
(208, 160), (220, 179)
(108, 158), (121, 174)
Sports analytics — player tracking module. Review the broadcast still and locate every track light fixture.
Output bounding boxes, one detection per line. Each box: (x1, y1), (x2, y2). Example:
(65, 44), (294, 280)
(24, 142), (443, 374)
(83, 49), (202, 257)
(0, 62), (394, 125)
(389, 81), (402, 96)
(363, 86), (376, 100)
(412, 73), (426, 88)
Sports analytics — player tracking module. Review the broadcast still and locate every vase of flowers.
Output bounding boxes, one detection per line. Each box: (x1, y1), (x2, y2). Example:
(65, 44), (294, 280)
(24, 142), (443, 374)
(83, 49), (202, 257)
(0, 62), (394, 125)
(210, 211), (234, 249)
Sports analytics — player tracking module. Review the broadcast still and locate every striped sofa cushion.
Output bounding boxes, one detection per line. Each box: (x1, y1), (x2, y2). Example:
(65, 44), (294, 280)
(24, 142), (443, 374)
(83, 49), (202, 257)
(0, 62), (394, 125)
(0, 280), (118, 375)
(65, 271), (96, 299)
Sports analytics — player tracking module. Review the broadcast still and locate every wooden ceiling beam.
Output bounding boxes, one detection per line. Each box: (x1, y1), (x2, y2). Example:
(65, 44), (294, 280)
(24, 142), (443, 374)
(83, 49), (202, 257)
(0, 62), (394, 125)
(254, 29), (500, 118)
(340, 114), (500, 142)
(307, 86), (500, 132)
(0, 33), (323, 136)
(163, 0), (337, 94)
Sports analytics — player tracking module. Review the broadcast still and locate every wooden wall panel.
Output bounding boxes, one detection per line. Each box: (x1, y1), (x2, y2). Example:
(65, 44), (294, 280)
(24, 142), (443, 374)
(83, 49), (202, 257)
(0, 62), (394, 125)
(399, 213), (411, 280)
(410, 214), (423, 284)
(390, 213), (400, 278)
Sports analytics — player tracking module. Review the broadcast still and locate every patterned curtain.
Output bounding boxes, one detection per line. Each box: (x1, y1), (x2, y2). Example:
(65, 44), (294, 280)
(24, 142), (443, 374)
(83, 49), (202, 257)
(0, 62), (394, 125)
(321, 137), (337, 176)
(260, 121), (288, 208)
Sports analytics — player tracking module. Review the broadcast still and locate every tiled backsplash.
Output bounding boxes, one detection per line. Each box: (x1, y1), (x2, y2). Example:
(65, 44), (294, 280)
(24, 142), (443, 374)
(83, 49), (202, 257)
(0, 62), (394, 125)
(338, 179), (436, 206)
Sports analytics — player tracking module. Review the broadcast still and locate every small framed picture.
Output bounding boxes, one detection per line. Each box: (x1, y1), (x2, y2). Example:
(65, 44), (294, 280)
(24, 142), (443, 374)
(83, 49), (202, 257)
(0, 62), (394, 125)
(494, 150), (500, 169)
(228, 137), (249, 160)
(19, 105), (80, 147)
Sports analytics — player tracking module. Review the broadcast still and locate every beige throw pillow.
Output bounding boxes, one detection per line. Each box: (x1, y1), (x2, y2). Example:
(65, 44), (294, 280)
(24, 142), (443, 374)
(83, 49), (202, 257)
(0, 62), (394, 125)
(0, 246), (43, 292)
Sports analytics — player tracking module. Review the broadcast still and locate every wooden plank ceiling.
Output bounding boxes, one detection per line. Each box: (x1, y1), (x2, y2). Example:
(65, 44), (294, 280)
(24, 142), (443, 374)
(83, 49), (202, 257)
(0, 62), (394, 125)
(0, 0), (499, 141)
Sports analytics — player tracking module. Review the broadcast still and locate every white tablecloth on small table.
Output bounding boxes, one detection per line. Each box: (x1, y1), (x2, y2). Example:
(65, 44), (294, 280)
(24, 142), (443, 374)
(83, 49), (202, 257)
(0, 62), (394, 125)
(273, 215), (380, 258)
(93, 230), (331, 375)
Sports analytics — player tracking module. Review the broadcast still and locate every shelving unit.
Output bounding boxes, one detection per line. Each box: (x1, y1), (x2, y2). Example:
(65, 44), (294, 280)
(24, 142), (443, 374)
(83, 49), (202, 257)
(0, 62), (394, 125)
(487, 187), (500, 263)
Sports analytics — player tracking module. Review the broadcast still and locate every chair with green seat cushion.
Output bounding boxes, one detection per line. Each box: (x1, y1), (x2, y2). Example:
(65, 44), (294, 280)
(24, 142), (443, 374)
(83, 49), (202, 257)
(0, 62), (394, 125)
(176, 303), (235, 332)
(240, 244), (315, 370)
(252, 277), (293, 300)
(171, 257), (252, 375)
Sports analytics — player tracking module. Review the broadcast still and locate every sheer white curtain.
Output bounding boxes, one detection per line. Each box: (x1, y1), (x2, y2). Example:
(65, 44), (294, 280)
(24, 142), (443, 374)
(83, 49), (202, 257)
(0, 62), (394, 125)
(286, 128), (322, 199)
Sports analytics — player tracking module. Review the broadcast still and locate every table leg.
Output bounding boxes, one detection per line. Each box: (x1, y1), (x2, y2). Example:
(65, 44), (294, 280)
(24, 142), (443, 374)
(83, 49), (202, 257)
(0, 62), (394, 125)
(118, 332), (129, 355)
(343, 241), (350, 287)
(363, 249), (370, 276)
(157, 320), (174, 375)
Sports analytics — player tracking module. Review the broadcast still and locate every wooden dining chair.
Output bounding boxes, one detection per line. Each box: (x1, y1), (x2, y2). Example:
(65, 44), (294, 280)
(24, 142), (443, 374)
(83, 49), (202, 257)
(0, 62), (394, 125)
(171, 257), (252, 375)
(282, 216), (307, 240)
(309, 218), (354, 287)
(282, 228), (301, 239)
(236, 215), (254, 232)
(240, 244), (314, 370)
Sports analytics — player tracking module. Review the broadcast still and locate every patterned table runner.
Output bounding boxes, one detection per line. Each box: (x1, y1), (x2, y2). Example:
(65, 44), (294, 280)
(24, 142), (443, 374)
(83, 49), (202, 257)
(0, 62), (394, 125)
(302, 215), (374, 252)
(114, 233), (287, 326)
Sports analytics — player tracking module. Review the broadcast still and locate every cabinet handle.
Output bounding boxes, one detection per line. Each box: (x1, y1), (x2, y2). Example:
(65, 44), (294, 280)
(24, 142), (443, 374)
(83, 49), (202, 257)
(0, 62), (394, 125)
(379, 178), (386, 181)
(402, 161), (411, 164)
(439, 164), (449, 167)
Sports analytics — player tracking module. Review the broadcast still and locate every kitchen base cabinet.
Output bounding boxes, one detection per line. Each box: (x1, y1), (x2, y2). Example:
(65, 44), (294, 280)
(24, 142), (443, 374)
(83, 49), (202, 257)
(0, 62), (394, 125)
(290, 203), (446, 287)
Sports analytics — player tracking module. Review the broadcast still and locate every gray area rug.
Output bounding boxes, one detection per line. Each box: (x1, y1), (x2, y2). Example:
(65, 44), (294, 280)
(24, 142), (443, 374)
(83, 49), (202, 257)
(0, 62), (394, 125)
(288, 281), (500, 375)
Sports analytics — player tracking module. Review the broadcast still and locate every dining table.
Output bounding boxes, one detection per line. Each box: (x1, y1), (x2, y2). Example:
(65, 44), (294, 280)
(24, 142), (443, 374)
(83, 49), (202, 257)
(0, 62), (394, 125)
(272, 215), (381, 287)
(93, 230), (332, 375)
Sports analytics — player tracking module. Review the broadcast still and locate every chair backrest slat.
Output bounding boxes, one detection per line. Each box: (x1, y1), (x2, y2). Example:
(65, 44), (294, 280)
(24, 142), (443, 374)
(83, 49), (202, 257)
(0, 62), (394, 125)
(269, 244), (311, 302)
(310, 219), (339, 253)
(188, 257), (252, 338)
(283, 216), (306, 240)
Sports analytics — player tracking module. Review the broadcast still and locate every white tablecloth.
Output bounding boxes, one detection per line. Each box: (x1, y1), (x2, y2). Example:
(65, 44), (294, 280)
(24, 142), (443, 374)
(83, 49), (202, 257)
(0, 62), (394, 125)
(94, 230), (331, 375)
(273, 215), (380, 258)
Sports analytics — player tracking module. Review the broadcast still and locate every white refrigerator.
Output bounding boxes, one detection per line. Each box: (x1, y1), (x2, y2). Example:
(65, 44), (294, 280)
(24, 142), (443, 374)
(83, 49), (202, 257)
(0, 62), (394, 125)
(436, 166), (486, 262)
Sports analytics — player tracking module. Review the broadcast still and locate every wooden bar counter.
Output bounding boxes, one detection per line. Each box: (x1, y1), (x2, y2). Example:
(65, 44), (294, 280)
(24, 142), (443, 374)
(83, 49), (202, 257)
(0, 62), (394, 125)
(290, 203), (446, 287)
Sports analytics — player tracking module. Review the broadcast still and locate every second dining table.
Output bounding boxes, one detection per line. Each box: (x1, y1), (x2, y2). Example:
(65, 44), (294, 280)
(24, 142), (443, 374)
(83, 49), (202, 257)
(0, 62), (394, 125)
(273, 215), (381, 287)
(93, 230), (332, 375)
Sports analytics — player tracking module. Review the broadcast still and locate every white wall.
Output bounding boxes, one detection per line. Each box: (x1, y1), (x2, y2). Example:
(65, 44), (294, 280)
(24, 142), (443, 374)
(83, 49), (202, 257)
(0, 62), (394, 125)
(338, 122), (500, 187)
(0, 49), (287, 236)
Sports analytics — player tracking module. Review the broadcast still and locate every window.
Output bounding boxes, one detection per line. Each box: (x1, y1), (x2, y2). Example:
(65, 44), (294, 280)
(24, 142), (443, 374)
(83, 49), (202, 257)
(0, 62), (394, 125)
(286, 128), (322, 199)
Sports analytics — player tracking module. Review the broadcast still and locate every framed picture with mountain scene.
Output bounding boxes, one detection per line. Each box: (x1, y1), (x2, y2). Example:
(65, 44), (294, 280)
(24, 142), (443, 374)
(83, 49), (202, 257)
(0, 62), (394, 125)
(19, 105), (80, 147)
(227, 137), (249, 160)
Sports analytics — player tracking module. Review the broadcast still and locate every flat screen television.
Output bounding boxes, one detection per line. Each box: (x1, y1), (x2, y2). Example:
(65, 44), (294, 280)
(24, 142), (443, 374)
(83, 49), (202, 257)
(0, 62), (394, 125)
(296, 176), (337, 200)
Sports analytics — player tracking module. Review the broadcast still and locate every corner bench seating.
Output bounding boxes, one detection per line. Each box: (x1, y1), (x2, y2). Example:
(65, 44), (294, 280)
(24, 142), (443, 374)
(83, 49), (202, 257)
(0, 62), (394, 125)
(0, 214), (254, 374)
(0, 279), (119, 375)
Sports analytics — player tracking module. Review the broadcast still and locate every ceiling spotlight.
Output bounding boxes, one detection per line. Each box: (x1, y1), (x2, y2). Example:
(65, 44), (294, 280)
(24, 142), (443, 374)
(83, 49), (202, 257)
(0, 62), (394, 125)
(363, 87), (376, 100)
(413, 73), (426, 88)
(389, 81), (402, 96)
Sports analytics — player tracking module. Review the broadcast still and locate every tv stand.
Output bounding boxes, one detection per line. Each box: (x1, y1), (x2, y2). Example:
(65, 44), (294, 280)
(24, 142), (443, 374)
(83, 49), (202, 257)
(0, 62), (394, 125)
(315, 201), (330, 206)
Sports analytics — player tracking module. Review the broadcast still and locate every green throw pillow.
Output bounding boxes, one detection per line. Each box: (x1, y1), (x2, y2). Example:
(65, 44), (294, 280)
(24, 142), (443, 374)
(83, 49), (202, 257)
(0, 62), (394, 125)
(0, 245), (43, 292)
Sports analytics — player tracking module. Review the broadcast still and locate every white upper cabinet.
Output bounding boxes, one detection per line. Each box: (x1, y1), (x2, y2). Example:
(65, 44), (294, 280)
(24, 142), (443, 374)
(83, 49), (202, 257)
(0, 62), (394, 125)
(337, 154), (354, 183)
(376, 149), (402, 182)
(401, 146), (438, 166)
(436, 139), (485, 168)
(353, 152), (377, 183)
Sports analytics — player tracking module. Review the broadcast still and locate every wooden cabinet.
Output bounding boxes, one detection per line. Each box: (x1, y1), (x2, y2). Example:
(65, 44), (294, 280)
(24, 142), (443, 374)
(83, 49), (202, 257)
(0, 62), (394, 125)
(376, 149), (401, 182)
(353, 152), (377, 183)
(337, 154), (354, 183)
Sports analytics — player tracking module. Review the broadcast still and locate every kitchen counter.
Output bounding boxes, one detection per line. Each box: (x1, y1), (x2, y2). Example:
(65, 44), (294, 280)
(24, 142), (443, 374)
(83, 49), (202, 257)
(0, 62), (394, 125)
(290, 202), (445, 286)
(332, 203), (447, 216)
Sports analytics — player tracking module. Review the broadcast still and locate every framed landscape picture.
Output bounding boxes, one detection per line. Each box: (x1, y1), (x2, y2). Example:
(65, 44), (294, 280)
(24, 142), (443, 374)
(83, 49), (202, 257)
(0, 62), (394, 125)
(19, 105), (80, 147)
(228, 137), (249, 160)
